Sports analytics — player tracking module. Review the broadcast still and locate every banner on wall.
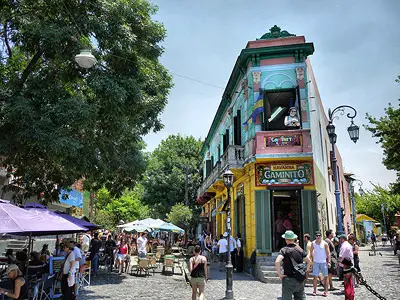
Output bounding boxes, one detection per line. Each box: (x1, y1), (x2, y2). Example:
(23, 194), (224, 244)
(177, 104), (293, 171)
(256, 162), (314, 186)
(59, 188), (84, 208)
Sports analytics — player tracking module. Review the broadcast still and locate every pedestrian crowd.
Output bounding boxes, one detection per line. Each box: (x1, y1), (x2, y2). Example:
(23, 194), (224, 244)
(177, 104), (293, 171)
(275, 229), (364, 300)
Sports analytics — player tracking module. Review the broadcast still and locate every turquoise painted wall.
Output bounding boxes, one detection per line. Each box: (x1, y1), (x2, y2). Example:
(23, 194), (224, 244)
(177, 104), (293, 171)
(203, 62), (312, 168)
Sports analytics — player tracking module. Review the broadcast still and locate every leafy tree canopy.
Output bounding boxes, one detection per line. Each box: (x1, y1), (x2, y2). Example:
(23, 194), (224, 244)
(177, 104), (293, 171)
(142, 135), (203, 218)
(0, 0), (172, 203)
(166, 203), (192, 230)
(355, 184), (400, 229)
(365, 76), (400, 193)
(94, 185), (151, 229)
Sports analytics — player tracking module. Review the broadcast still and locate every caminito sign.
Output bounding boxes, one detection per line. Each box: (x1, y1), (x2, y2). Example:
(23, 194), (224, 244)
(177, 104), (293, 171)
(256, 162), (313, 186)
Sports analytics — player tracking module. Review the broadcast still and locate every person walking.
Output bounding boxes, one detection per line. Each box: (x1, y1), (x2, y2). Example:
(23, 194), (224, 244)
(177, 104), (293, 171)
(275, 230), (309, 300)
(203, 234), (212, 262)
(348, 235), (360, 285)
(217, 233), (228, 271)
(89, 233), (101, 277)
(189, 245), (208, 300)
(303, 233), (312, 281)
(117, 239), (128, 274)
(339, 234), (353, 262)
(309, 231), (330, 297)
(228, 233), (237, 270)
(324, 230), (338, 291)
(236, 233), (244, 272)
(137, 232), (148, 258)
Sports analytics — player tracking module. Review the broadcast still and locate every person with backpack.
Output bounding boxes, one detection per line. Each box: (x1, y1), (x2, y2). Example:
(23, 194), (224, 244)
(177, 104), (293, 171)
(275, 230), (309, 300)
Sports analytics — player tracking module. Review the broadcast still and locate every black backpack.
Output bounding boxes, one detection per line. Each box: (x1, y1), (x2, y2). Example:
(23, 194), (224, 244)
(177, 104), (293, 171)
(288, 248), (307, 282)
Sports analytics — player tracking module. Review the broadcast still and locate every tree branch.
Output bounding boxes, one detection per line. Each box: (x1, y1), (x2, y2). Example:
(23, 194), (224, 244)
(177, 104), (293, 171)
(18, 49), (43, 90)
(3, 21), (12, 58)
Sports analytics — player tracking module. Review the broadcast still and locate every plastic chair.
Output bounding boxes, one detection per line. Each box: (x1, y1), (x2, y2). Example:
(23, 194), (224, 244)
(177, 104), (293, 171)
(80, 261), (91, 288)
(39, 274), (56, 300)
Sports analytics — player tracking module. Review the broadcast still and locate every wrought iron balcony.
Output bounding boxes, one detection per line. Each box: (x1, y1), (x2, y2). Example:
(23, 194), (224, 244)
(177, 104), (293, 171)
(198, 145), (245, 197)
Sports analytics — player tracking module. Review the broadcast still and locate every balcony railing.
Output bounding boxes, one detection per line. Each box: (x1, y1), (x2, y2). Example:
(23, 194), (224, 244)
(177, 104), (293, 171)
(198, 145), (245, 197)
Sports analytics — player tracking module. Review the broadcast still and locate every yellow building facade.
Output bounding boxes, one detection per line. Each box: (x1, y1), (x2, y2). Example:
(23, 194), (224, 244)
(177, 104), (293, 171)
(197, 26), (352, 280)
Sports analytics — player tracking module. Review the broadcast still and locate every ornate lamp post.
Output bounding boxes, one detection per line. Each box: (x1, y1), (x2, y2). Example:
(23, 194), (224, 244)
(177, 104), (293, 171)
(350, 179), (363, 240)
(222, 168), (234, 300)
(326, 105), (359, 234)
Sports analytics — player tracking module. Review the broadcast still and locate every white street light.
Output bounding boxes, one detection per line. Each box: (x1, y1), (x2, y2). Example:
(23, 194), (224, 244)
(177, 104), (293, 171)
(75, 49), (97, 69)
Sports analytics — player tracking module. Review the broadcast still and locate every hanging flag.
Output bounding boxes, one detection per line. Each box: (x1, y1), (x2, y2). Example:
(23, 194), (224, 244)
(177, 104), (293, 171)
(243, 92), (264, 125)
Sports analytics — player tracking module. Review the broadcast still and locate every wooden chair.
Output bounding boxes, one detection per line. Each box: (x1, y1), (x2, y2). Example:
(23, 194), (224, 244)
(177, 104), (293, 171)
(162, 257), (175, 274)
(155, 251), (162, 263)
(148, 257), (158, 274)
(136, 258), (150, 276)
(129, 256), (139, 275)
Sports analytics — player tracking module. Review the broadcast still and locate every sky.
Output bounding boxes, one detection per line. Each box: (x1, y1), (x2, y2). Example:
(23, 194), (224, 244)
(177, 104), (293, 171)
(144, 0), (400, 191)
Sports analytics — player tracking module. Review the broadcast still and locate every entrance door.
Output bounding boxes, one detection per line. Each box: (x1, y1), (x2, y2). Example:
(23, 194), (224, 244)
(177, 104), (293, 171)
(272, 190), (302, 252)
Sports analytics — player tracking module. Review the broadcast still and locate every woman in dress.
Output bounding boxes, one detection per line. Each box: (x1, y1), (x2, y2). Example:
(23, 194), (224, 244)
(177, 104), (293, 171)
(189, 245), (208, 300)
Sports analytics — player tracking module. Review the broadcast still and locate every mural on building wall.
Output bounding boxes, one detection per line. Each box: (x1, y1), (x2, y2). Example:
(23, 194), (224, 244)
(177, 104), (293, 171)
(266, 134), (301, 147)
(256, 162), (314, 186)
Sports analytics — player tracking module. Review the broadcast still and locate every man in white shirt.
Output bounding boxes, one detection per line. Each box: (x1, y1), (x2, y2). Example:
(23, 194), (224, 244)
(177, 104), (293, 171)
(308, 231), (331, 297)
(137, 232), (148, 258)
(217, 233), (228, 271)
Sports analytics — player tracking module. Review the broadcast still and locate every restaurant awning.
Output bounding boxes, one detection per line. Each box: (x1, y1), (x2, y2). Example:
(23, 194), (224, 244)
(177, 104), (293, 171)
(0, 200), (85, 236)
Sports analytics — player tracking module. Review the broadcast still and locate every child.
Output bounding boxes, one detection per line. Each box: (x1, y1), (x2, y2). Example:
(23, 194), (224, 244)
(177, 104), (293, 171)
(342, 258), (355, 300)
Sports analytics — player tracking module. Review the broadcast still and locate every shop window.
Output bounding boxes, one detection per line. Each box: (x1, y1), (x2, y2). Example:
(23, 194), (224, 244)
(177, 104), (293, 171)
(264, 88), (301, 131)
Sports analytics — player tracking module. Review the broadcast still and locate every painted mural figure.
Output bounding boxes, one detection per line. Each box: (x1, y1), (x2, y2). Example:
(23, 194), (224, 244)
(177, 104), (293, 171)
(284, 107), (300, 128)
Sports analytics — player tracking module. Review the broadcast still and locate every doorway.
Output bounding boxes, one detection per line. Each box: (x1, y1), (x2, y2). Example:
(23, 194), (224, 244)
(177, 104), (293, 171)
(272, 189), (302, 252)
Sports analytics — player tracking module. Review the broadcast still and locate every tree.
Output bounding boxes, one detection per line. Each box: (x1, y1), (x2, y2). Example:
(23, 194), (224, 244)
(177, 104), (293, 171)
(166, 203), (192, 231)
(0, 0), (172, 203)
(356, 184), (400, 229)
(142, 135), (203, 218)
(93, 185), (151, 229)
(365, 76), (400, 193)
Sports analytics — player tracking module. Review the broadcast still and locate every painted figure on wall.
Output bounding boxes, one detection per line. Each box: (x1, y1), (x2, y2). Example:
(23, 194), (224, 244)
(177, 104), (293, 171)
(284, 107), (300, 127)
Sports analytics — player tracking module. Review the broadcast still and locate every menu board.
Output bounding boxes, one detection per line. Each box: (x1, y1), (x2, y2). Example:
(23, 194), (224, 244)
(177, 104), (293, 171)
(49, 257), (65, 274)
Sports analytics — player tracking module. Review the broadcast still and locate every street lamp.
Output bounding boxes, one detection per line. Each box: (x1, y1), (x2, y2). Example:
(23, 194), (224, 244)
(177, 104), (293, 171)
(350, 179), (363, 241)
(326, 105), (359, 235)
(75, 49), (97, 69)
(222, 168), (234, 300)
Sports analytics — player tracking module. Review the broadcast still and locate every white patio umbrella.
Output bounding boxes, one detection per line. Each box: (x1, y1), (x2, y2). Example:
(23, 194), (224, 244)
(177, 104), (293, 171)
(117, 219), (142, 228)
(123, 223), (152, 233)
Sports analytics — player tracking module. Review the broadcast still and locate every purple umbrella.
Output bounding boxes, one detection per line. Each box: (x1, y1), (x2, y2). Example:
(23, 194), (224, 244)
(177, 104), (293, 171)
(0, 200), (85, 235)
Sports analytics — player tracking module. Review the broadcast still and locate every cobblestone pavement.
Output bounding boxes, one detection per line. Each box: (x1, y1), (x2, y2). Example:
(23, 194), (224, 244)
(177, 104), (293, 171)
(204, 245), (400, 300)
(79, 245), (399, 300)
(79, 266), (190, 300)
